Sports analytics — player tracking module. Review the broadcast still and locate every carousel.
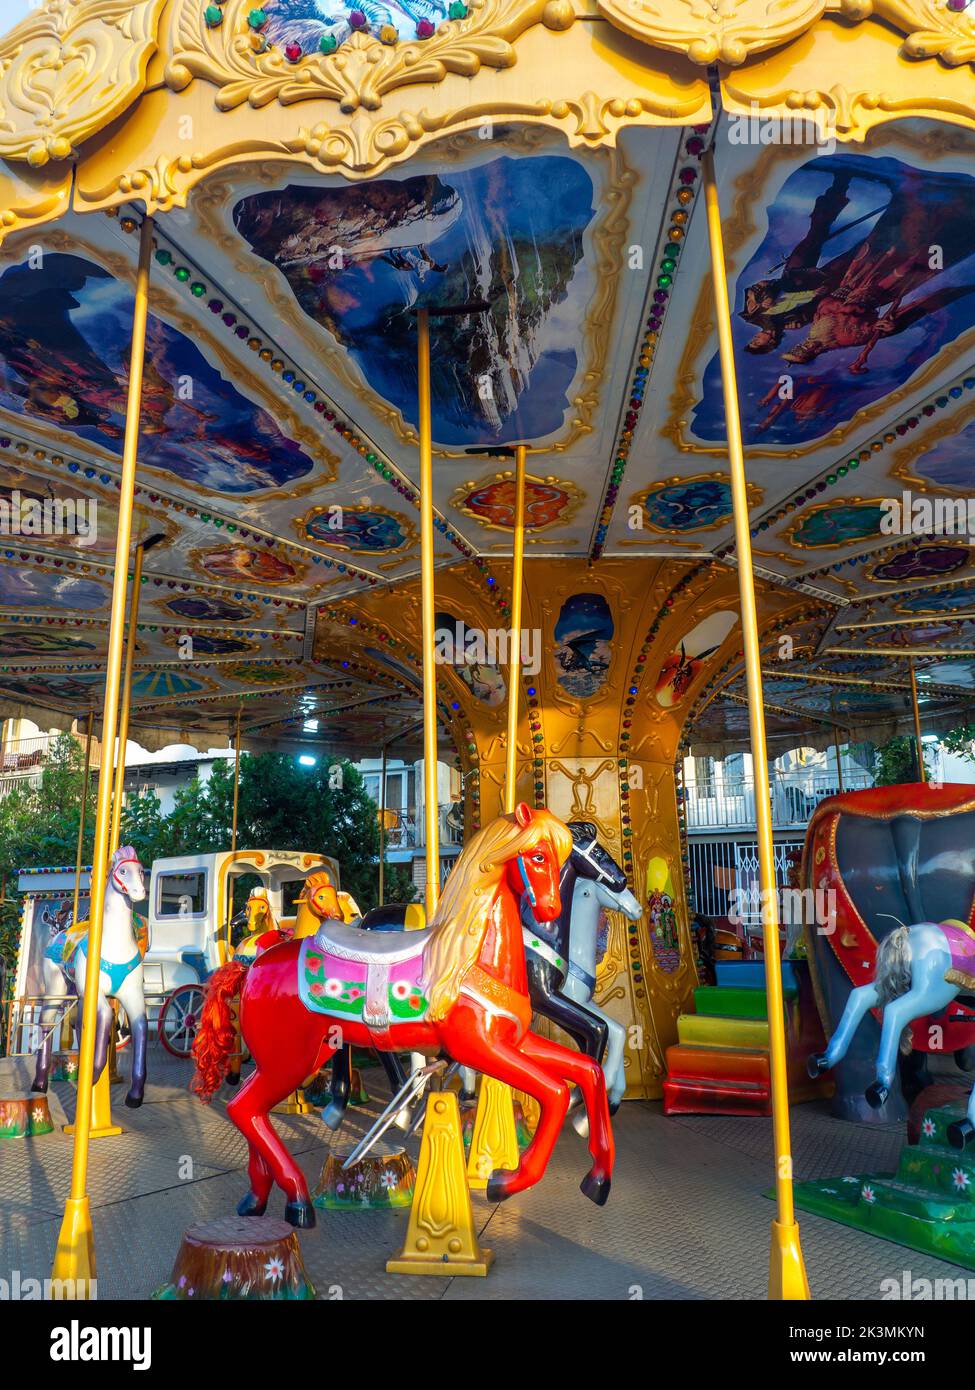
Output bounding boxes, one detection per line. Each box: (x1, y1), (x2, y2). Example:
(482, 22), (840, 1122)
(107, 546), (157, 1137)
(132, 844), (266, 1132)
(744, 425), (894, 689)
(3, 0), (975, 1304)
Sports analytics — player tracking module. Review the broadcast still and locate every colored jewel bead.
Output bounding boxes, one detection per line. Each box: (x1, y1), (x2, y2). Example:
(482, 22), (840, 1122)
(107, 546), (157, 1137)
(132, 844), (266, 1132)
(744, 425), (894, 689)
(349, 8), (368, 27)
(285, 40), (302, 61)
(448, 0), (468, 15)
(204, 4), (223, 26)
(247, 8), (267, 29)
(416, 17), (435, 35)
(154, 249), (172, 266)
(379, 23), (398, 41)
(320, 32), (338, 52)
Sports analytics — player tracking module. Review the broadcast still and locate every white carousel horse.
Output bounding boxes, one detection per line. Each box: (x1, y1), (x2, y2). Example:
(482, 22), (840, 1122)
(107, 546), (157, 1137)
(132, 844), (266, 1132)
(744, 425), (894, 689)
(32, 846), (149, 1108)
(808, 916), (975, 1149)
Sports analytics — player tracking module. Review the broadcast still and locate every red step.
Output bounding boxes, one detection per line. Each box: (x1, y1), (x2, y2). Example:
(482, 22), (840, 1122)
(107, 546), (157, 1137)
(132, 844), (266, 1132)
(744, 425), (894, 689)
(663, 1075), (771, 1116)
(666, 1042), (770, 1086)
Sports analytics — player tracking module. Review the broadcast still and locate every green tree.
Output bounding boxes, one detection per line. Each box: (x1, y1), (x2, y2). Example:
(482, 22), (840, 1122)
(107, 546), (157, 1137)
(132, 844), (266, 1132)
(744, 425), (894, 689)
(874, 735), (929, 786)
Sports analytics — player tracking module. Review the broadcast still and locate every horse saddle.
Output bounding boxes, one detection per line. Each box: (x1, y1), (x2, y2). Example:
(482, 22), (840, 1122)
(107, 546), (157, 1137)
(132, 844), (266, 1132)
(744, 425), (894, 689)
(298, 922), (433, 1031)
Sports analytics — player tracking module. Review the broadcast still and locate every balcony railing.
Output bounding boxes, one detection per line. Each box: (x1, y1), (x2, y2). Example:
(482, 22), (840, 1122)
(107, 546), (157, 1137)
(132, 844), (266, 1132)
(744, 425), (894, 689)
(381, 806), (465, 849)
(684, 769), (874, 831)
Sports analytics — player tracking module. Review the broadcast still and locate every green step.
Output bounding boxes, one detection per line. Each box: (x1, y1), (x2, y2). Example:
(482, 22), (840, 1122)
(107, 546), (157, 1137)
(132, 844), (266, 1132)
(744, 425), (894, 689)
(917, 1099), (970, 1148)
(692, 984), (794, 1019)
(871, 1177), (975, 1224)
(898, 1142), (975, 1198)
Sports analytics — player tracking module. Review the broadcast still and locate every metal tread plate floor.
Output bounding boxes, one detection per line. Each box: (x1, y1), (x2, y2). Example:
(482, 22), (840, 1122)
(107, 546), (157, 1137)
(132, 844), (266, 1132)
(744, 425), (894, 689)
(0, 1046), (966, 1300)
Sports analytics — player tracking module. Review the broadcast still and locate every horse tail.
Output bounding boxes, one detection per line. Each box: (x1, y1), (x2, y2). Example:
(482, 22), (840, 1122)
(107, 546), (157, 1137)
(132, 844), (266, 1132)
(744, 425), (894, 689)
(874, 923), (913, 1008)
(191, 961), (248, 1103)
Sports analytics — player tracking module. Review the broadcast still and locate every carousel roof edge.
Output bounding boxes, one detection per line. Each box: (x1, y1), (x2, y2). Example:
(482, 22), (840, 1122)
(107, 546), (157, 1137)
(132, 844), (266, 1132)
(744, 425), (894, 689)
(0, 2), (972, 234)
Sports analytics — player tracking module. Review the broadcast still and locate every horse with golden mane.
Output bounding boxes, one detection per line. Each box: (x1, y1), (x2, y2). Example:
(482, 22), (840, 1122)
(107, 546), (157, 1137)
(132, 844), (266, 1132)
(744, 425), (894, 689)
(192, 804), (615, 1228)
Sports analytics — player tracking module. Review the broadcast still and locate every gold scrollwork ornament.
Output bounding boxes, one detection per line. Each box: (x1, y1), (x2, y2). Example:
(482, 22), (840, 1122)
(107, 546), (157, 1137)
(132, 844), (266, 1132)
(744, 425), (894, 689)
(0, 0), (169, 167)
(594, 0), (828, 66)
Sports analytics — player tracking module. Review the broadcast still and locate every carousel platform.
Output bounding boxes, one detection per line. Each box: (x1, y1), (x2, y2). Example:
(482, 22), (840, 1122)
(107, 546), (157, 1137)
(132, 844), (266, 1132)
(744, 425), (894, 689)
(0, 1042), (968, 1301)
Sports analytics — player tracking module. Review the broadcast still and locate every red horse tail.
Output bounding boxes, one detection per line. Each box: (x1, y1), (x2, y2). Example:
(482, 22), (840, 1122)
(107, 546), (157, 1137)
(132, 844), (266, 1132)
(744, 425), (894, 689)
(191, 960), (248, 1103)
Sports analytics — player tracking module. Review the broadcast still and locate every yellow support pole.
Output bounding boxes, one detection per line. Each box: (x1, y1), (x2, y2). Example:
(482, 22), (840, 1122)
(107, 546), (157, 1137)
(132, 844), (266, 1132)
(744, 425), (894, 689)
(71, 711), (94, 933)
(109, 542), (145, 854)
(417, 308), (440, 918)
(231, 706), (242, 854)
(52, 215), (154, 1297)
(379, 741), (388, 907)
(702, 149), (810, 1301)
(62, 712), (95, 1051)
(909, 658), (926, 783)
(503, 445), (527, 815)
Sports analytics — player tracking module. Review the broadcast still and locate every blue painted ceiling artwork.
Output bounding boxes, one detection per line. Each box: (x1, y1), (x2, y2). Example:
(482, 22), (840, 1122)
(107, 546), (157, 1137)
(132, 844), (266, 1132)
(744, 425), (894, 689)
(692, 154), (975, 448)
(0, 254), (316, 494)
(233, 156), (595, 445)
(0, 564), (106, 610)
(552, 592), (614, 699)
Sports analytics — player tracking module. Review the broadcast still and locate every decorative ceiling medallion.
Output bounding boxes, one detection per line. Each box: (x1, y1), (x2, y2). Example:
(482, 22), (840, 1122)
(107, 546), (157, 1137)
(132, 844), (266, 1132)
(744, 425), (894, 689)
(165, 0), (575, 115)
(450, 471), (582, 532)
(190, 544), (305, 586)
(296, 504), (417, 556)
(0, 0), (168, 166)
(785, 498), (889, 550)
(595, 0), (827, 66)
(632, 473), (760, 534)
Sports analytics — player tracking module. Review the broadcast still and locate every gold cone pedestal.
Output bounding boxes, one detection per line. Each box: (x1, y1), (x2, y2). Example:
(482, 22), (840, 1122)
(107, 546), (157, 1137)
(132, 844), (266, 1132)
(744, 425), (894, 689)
(466, 1075), (520, 1189)
(387, 1091), (492, 1276)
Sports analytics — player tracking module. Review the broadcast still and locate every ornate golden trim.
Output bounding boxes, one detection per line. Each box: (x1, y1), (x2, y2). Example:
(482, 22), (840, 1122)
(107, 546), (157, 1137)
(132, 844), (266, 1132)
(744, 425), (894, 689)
(0, 0), (168, 166)
(598, 0), (827, 66)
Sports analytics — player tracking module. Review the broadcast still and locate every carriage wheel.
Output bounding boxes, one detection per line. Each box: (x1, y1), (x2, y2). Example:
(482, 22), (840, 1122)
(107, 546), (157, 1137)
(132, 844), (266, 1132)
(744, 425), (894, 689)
(159, 984), (206, 1059)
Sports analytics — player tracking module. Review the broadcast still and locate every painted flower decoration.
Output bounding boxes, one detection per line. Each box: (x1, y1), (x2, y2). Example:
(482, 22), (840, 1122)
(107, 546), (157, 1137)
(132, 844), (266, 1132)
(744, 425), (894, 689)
(861, 1184), (876, 1204)
(922, 1117), (936, 1138)
(841, 1175), (858, 1184)
(391, 981), (411, 1000)
(382, 1171), (397, 1190)
(952, 1167), (970, 1191)
(324, 978), (343, 997)
(264, 1257), (284, 1282)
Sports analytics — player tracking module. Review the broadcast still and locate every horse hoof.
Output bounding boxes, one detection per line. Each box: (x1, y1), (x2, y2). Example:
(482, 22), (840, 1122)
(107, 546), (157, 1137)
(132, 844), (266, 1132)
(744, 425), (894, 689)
(948, 1119), (975, 1150)
(580, 1172), (611, 1206)
(807, 1053), (829, 1079)
(320, 1101), (346, 1130)
(486, 1172), (514, 1203)
(284, 1199), (316, 1230)
(865, 1081), (889, 1110)
(608, 1098), (622, 1117)
(30, 1081), (48, 1095)
(237, 1191), (267, 1218)
(226, 1071), (240, 1088)
(124, 1093), (143, 1110)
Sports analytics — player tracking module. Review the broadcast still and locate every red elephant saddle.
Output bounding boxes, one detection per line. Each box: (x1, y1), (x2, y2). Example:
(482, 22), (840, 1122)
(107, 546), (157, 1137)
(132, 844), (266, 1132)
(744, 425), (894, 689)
(298, 923), (433, 1031)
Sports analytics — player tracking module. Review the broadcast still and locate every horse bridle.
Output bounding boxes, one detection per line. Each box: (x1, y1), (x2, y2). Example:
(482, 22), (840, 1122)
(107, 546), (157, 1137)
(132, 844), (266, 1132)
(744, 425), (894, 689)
(111, 853), (141, 894)
(570, 829), (627, 895)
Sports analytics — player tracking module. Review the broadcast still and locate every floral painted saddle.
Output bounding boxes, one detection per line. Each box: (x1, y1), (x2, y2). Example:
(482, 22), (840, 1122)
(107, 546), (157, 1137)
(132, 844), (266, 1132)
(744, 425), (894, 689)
(297, 921), (433, 1032)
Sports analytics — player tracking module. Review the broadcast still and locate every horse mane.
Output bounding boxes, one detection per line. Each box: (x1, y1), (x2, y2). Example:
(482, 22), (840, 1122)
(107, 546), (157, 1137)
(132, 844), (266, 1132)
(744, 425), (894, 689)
(420, 807), (573, 1021)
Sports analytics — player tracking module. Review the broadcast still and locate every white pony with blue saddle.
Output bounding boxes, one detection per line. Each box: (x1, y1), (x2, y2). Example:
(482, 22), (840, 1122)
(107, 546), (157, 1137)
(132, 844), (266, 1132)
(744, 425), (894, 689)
(33, 846), (149, 1108)
(808, 914), (975, 1148)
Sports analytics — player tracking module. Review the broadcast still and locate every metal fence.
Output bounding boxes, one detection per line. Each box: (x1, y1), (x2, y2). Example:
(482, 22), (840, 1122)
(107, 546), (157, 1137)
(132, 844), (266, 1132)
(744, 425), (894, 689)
(688, 837), (806, 922)
(684, 769), (874, 831)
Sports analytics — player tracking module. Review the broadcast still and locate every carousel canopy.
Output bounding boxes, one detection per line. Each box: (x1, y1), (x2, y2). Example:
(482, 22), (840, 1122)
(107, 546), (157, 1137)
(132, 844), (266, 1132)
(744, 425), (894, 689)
(2, 0), (975, 757)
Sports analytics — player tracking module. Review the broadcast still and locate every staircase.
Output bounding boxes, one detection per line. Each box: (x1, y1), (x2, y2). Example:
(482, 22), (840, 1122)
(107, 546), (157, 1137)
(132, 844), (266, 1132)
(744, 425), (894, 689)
(663, 960), (831, 1116)
(793, 1101), (975, 1270)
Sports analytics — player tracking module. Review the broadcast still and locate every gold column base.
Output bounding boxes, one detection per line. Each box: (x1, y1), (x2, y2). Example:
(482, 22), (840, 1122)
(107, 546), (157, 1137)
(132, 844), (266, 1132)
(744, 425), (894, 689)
(387, 1091), (493, 1277)
(50, 1196), (97, 1296)
(466, 1076), (520, 1190)
(64, 1071), (121, 1138)
(273, 1089), (314, 1115)
(768, 1218), (811, 1300)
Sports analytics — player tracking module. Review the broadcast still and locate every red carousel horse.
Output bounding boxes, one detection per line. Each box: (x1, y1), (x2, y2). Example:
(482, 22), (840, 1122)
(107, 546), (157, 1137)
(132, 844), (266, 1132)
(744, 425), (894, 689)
(192, 804), (615, 1228)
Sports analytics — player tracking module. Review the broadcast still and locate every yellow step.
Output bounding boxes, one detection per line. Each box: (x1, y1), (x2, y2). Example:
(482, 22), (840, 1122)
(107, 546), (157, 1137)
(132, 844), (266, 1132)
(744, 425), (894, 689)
(677, 1014), (770, 1049)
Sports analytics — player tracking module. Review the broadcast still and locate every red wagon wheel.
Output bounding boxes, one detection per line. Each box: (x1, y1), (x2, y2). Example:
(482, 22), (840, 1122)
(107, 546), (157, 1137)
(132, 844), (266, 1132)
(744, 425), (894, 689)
(158, 983), (206, 1058)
